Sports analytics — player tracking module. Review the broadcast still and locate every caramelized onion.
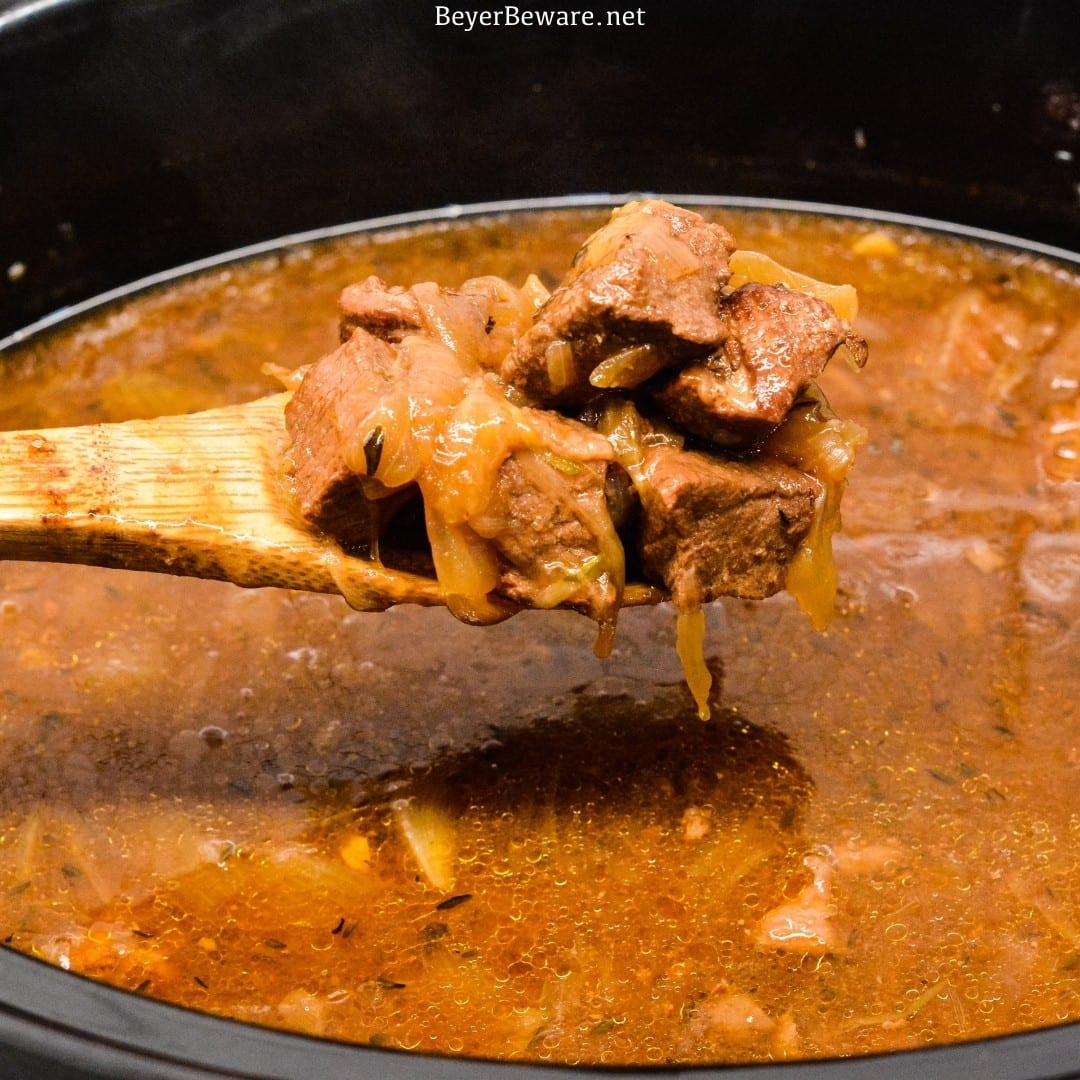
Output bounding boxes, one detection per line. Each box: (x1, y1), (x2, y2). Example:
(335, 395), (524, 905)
(425, 384), (517, 522)
(595, 397), (682, 489)
(637, 212), (705, 278)
(412, 281), (481, 362)
(424, 507), (513, 625)
(569, 200), (703, 281)
(391, 797), (456, 892)
(544, 339), (575, 393)
(675, 605), (712, 720)
(519, 272), (551, 310)
(730, 249), (859, 322)
(765, 386), (867, 629)
(589, 344), (669, 389)
(348, 392), (416, 488)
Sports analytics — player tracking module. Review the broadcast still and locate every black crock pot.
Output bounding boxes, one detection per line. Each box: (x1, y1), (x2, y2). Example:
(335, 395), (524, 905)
(1, 2), (1079, 1077)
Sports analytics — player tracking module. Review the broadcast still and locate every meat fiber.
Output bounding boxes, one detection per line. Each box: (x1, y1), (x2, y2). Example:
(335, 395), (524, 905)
(653, 282), (868, 445)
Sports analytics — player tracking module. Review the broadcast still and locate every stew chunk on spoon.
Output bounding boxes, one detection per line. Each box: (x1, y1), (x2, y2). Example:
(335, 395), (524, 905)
(285, 200), (868, 714)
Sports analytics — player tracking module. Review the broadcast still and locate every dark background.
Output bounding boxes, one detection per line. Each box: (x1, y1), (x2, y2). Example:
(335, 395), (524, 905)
(2, 0), (1079, 336)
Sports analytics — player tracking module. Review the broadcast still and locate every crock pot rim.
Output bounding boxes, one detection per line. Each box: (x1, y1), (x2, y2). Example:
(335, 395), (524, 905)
(3, 192), (1078, 353)
(3, 945), (1080, 1080)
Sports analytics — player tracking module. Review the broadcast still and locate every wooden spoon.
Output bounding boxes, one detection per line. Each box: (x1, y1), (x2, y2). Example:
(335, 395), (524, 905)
(0, 393), (663, 613)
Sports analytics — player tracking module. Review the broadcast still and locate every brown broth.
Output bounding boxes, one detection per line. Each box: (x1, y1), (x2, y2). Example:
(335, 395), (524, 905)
(0, 208), (1078, 1064)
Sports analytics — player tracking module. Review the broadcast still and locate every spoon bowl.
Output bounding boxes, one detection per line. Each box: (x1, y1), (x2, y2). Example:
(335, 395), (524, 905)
(0, 391), (664, 612)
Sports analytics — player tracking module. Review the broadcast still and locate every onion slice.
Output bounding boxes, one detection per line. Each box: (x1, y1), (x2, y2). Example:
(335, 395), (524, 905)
(729, 249), (859, 322)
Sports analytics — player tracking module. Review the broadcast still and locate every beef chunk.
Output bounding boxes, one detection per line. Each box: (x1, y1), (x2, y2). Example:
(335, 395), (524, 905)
(482, 446), (617, 618)
(339, 274), (543, 371)
(464, 408), (618, 618)
(636, 444), (818, 606)
(653, 283), (868, 445)
(501, 200), (736, 406)
(339, 277), (422, 343)
(284, 329), (410, 548)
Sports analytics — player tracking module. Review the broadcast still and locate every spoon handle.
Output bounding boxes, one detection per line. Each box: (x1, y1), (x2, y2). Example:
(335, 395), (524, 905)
(0, 393), (446, 611)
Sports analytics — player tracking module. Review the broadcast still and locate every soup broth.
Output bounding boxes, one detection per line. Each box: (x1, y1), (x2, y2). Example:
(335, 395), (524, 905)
(1, 208), (1078, 1065)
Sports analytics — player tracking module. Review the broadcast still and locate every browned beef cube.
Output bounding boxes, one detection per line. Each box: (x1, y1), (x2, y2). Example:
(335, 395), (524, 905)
(653, 283), (868, 446)
(339, 274), (540, 372)
(636, 444), (818, 607)
(284, 329), (411, 549)
(478, 426), (618, 620)
(501, 200), (736, 406)
(492, 449), (617, 617)
(338, 276), (422, 343)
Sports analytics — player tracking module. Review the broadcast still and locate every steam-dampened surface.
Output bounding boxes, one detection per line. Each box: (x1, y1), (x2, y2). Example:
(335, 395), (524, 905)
(0, 209), (1078, 1063)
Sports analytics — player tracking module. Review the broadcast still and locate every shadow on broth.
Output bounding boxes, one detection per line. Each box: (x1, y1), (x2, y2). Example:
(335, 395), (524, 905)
(1, 201), (1079, 1069)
